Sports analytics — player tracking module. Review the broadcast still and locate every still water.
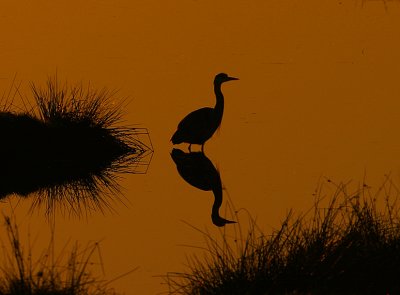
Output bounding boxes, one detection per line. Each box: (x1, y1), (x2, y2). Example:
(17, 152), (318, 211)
(0, 1), (400, 294)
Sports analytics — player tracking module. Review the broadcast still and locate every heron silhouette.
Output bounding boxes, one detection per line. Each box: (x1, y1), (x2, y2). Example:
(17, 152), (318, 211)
(170, 148), (236, 227)
(171, 73), (238, 152)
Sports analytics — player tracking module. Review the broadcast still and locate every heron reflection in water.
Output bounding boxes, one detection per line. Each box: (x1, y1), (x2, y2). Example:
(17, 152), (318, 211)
(171, 73), (238, 152)
(170, 148), (236, 227)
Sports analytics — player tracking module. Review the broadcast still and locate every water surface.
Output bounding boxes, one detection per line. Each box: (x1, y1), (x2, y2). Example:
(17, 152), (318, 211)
(0, 1), (400, 294)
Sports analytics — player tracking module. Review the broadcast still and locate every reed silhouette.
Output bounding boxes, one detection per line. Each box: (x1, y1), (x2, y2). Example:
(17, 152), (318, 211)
(171, 73), (238, 152)
(170, 148), (236, 227)
(0, 77), (152, 215)
(166, 177), (400, 294)
(0, 213), (135, 294)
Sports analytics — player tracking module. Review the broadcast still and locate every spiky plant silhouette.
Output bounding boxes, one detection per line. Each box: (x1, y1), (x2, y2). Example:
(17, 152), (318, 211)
(0, 213), (137, 295)
(166, 176), (400, 295)
(0, 77), (152, 216)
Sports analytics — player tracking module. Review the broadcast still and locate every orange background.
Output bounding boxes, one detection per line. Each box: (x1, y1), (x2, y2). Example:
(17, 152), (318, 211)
(0, 1), (400, 294)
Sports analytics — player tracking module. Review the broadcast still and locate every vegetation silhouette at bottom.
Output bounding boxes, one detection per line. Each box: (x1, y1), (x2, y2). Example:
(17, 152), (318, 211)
(0, 77), (152, 215)
(166, 177), (400, 295)
(0, 214), (126, 295)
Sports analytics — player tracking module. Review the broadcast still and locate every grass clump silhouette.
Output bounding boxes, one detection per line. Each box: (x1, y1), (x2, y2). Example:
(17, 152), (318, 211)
(166, 176), (400, 295)
(0, 214), (124, 295)
(0, 77), (151, 215)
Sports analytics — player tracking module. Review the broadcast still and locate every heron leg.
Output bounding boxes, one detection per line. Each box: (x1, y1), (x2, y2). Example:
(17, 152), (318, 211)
(189, 144), (192, 152)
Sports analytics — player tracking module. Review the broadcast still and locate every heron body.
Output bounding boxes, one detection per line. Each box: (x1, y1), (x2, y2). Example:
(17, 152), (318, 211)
(171, 73), (238, 151)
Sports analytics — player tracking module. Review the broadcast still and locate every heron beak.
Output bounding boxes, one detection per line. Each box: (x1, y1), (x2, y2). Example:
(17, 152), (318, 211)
(227, 76), (239, 81)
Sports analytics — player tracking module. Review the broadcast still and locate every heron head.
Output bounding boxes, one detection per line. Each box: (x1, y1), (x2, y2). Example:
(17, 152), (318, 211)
(214, 73), (239, 85)
(211, 214), (237, 227)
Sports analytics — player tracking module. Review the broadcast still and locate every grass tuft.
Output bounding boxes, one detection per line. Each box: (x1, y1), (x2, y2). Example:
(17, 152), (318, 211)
(0, 77), (152, 216)
(0, 214), (125, 295)
(166, 176), (400, 295)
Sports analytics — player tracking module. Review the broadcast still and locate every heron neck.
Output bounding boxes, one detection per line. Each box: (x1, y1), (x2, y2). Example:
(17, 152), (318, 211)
(211, 182), (223, 219)
(213, 82), (224, 117)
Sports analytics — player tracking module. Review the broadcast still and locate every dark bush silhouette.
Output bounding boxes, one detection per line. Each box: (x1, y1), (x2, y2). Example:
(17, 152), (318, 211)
(0, 77), (152, 215)
(166, 177), (400, 295)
